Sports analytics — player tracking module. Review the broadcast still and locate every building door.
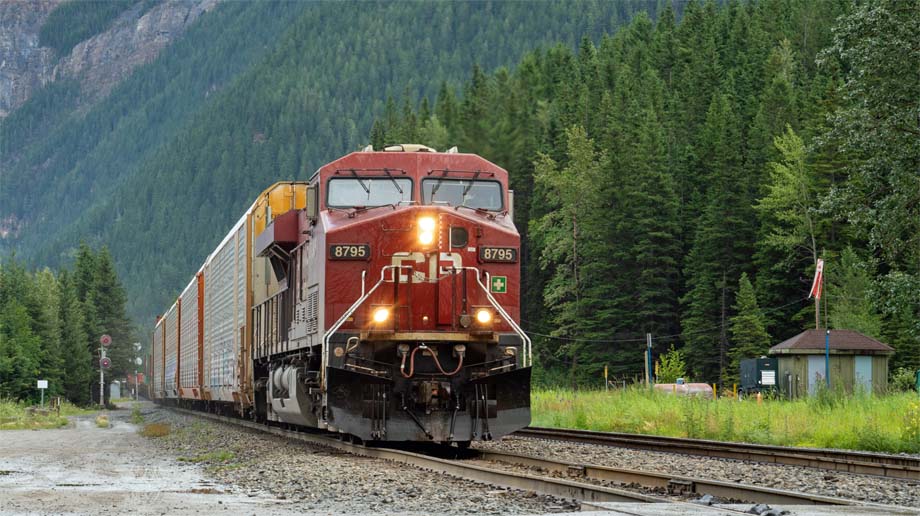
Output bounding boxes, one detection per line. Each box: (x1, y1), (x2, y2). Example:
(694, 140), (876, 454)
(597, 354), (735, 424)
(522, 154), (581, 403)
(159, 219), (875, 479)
(807, 355), (826, 394)
(855, 356), (873, 394)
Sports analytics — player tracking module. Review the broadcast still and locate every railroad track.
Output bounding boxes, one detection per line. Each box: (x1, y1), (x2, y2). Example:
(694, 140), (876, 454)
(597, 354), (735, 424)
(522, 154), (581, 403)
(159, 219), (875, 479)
(166, 408), (914, 512)
(515, 427), (920, 480)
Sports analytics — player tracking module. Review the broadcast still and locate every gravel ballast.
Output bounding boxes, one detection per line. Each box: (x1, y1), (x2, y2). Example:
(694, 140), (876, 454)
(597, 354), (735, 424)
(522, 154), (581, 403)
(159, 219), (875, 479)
(141, 407), (577, 515)
(474, 435), (920, 508)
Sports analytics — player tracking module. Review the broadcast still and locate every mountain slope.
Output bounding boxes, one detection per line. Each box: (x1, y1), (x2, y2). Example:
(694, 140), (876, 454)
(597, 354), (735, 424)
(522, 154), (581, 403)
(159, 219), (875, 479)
(3, 0), (658, 320)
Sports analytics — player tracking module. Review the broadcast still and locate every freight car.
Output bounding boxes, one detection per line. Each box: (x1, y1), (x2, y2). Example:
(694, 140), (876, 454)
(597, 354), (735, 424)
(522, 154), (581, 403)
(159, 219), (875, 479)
(148, 145), (531, 444)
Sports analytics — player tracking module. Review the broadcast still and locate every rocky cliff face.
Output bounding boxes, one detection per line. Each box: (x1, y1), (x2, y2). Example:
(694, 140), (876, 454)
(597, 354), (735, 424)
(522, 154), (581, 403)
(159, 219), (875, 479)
(0, 0), (218, 118)
(0, 0), (61, 117)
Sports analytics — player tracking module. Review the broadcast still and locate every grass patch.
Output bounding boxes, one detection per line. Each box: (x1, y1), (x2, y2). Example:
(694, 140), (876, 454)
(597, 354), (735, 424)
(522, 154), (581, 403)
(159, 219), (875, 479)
(139, 423), (171, 438)
(95, 415), (110, 428)
(178, 449), (235, 463)
(0, 399), (70, 430)
(130, 405), (144, 424)
(532, 387), (920, 453)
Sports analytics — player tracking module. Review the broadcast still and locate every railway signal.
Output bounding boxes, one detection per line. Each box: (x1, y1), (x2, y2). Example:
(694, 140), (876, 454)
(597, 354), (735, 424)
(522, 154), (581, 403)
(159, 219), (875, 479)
(98, 335), (112, 406)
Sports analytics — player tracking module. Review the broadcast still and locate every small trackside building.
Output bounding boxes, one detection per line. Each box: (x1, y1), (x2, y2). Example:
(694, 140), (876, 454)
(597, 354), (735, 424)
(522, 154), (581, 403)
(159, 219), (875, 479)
(769, 329), (894, 398)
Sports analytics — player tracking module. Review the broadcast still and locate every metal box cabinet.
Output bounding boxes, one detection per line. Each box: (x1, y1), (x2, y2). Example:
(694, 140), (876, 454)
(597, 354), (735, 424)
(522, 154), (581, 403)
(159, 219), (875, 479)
(163, 302), (179, 398)
(740, 357), (778, 395)
(179, 274), (202, 399)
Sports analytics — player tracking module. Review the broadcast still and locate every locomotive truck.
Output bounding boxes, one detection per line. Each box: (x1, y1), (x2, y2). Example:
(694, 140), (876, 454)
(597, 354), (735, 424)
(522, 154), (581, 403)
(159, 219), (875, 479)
(148, 144), (531, 445)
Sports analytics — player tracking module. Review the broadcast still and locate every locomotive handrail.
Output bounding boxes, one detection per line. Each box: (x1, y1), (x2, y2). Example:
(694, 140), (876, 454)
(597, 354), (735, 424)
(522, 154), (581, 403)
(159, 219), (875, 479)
(321, 265), (532, 392)
(458, 266), (532, 368)
(321, 265), (411, 389)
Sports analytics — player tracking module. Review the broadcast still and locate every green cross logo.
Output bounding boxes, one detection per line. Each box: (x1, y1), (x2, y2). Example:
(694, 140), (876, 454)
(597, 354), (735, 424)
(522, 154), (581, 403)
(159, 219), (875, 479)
(491, 276), (507, 294)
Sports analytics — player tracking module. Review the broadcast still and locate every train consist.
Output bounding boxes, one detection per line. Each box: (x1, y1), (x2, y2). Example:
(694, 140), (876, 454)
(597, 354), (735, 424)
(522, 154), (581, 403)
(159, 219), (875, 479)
(148, 145), (531, 444)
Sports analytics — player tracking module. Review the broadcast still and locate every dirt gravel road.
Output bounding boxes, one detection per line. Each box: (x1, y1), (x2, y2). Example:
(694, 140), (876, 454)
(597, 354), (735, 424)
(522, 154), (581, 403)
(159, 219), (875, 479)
(0, 403), (298, 515)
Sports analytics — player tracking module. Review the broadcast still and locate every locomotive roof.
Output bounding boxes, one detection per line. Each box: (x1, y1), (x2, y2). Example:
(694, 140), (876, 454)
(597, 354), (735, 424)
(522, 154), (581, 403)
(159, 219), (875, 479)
(310, 145), (508, 181)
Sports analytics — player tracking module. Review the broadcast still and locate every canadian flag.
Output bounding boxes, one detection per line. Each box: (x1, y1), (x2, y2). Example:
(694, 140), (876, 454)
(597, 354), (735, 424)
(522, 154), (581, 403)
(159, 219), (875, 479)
(809, 259), (824, 300)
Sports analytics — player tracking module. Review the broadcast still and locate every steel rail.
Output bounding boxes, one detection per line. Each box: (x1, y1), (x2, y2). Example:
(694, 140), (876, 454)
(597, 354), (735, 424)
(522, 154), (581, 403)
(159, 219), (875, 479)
(473, 449), (888, 507)
(165, 408), (912, 512)
(514, 427), (920, 480)
(170, 408), (661, 504)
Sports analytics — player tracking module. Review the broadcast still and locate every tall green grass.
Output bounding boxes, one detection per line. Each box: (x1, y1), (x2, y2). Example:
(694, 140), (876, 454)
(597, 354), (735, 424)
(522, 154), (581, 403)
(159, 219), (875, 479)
(0, 398), (97, 430)
(532, 388), (920, 453)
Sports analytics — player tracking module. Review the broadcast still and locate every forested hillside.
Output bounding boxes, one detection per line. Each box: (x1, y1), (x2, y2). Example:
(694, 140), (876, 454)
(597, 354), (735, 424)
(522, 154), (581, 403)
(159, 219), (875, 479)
(371, 0), (919, 385)
(3, 0), (916, 388)
(2, 0), (657, 323)
(0, 245), (134, 405)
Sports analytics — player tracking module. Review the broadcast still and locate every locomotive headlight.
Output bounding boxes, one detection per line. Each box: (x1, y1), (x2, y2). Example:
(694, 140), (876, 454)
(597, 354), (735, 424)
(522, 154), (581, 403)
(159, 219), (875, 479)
(418, 216), (436, 245)
(475, 309), (492, 324)
(372, 307), (390, 323)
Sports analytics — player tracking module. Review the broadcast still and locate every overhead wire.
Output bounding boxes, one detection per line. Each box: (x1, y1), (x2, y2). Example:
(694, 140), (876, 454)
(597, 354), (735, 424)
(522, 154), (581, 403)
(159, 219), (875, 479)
(521, 296), (811, 345)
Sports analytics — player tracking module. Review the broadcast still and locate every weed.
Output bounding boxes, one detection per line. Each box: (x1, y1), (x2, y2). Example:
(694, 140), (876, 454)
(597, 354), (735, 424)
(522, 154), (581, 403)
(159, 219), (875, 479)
(95, 415), (110, 428)
(0, 399), (69, 430)
(130, 406), (144, 424)
(140, 423), (170, 437)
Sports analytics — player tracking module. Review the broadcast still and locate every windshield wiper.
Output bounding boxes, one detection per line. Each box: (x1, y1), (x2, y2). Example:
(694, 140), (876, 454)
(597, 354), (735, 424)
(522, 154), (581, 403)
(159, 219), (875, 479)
(430, 169), (449, 199)
(350, 169), (370, 194)
(461, 170), (482, 198)
(455, 203), (493, 217)
(382, 168), (403, 194)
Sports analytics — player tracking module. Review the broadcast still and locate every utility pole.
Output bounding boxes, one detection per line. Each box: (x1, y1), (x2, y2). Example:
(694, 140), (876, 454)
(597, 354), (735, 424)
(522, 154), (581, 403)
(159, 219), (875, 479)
(645, 333), (653, 386)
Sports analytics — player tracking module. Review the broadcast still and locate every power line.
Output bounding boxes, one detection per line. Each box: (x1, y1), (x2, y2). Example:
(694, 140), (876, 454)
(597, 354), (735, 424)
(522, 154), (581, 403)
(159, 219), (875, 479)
(522, 296), (809, 345)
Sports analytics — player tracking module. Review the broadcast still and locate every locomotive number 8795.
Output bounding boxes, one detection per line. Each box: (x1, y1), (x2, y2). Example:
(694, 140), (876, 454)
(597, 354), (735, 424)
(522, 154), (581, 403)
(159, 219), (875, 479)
(149, 143), (531, 445)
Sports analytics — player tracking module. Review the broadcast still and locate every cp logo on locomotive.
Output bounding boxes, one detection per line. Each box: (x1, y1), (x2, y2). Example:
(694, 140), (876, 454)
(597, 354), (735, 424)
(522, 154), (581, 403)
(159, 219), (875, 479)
(391, 252), (462, 283)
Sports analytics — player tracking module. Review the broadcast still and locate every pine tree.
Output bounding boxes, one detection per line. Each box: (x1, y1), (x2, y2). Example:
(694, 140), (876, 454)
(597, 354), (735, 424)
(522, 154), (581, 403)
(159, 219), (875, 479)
(827, 248), (882, 338)
(681, 93), (755, 384)
(0, 260), (42, 401)
(728, 273), (771, 385)
(369, 119), (385, 149)
(31, 269), (65, 397)
(530, 126), (609, 385)
(59, 270), (92, 405)
(88, 247), (134, 403)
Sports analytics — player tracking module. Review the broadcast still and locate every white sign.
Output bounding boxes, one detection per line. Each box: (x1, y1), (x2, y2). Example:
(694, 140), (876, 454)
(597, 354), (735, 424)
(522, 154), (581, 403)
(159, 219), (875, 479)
(37, 380), (48, 389)
(761, 371), (776, 386)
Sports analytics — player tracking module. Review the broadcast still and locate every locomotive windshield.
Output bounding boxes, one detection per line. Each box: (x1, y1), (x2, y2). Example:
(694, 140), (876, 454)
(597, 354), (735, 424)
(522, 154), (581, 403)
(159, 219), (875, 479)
(421, 179), (503, 211)
(327, 177), (413, 208)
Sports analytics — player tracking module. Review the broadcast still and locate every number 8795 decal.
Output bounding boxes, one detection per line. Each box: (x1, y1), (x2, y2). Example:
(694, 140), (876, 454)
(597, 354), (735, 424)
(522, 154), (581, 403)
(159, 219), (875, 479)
(479, 246), (518, 263)
(329, 244), (370, 260)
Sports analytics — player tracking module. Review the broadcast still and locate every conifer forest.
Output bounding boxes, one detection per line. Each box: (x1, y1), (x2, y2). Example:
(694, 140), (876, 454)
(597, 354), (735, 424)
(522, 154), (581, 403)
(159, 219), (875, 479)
(1, 0), (917, 401)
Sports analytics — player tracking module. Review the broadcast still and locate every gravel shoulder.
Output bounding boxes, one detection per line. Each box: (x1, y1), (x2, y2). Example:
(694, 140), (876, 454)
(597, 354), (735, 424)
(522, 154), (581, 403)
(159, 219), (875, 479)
(140, 404), (577, 515)
(473, 435), (920, 508)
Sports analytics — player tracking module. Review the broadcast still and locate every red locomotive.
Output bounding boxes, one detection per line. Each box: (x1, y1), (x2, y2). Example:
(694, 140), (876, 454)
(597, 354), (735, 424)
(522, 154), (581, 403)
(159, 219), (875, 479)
(149, 144), (531, 444)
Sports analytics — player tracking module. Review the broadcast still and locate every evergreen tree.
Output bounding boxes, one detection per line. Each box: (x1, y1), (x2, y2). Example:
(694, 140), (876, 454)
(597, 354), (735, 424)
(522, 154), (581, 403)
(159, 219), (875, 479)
(819, 0), (920, 369)
(681, 93), (754, 384)
(530, 126), (609, 384)
(828, 248), (882, 338)
(728, 273), (771, 385)
(87, 247), (134, 403)
(0, 260), (41, 401)
(59, 270), (93, 405)
(31, 269), (65, 397)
